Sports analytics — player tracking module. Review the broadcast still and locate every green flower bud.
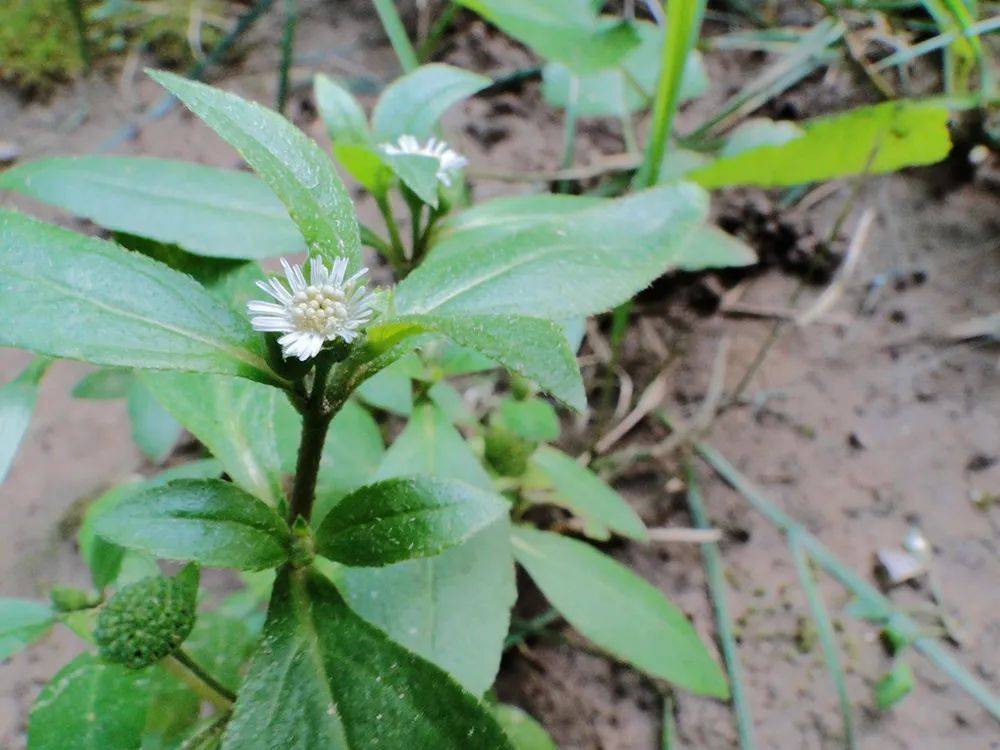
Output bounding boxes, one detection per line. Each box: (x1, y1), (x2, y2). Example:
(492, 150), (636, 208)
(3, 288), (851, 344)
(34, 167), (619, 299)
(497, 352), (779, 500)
(94, 566), (198, 669)
(484, 422), (535, 478)
(50, 586), (97, 612)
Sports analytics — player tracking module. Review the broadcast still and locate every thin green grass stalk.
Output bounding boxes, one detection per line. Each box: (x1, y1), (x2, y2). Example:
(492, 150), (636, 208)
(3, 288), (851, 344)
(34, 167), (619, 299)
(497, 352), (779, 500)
(661, 692), (676, 750)
(276, 0), (298, 114)
(684, 461), (757, 750)
(636, 0), (707, 187)
(920, 0), (984, 94)
(374, 0), (419, 73)
(789, 531), (856, 750)
(557, 75), (581, 194)
(692, 439), (1000, 722)
(873, 15), (1000, 72)
(504, 609), (560, 650)
(417, 2), (459, 62)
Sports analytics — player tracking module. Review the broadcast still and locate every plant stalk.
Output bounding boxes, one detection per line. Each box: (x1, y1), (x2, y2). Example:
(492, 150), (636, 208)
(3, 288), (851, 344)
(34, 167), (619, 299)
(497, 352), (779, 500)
(164, 650), (235, 711)
(287, 358), (335, 524)
(374, 194), (408, 275)
(374, 0), (419, 72)
(276, 0), (298, 114)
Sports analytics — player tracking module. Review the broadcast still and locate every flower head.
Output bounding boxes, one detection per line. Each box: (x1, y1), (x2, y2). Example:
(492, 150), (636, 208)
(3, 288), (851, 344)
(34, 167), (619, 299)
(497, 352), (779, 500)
(248, 256), (375, 361)
(380, 135), (468, 186)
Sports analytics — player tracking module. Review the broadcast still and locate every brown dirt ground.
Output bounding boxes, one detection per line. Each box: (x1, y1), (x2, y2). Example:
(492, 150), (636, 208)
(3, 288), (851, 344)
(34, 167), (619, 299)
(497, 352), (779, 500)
(1, 2), (998, 748)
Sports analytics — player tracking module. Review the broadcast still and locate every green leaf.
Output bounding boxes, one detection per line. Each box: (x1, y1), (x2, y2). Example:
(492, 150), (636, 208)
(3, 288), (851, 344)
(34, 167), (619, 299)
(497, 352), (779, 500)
(394, 184), (708, 320)
(314, 74), (370, 145)
(72, 367), (133, 400)
(381, 315), (586, 411)
(0, 357), (50, 485)
(79, 460), (222, 589)
(379, 151), (442, 207)
(0, 157), (307, 260)
(530, 446), (646, 541)
(184, 612), (257, 692)
(492, 705), (556, 750)
(0, 599), (53, 660)
(316, 476), (506, 566)
(676, 225), (757, 271)
(221, 567), (514, 749)
(355, 354), (416, 416)
(541, 20), (707, 117)
(142, 371), (290, 505)
(95, 478), (291, 570)
(427, 380), (474, 425)
(331, 143), (392, 196)
(371, 63), (491, 142)
(338, 402), (514, 695)
(0, 211), (275, 384)
(497, 397), (560, 442)
(875, 660), (914, 710)
(455, 0), (640, 74)
(148, 70), (361, 271)
(511, 526), (728, 697)
(309, 401), (386, 525)
(126, 378), (182, 463)
(28, 653), (158, 750)
(718, 117), (804, 157)
(688, 101), (952, 188)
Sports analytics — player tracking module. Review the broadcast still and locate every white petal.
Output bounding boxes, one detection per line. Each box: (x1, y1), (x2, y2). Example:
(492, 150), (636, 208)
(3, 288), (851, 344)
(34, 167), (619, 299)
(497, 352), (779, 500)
(247, 301), (287, 315)
(251, 316), (295, 333)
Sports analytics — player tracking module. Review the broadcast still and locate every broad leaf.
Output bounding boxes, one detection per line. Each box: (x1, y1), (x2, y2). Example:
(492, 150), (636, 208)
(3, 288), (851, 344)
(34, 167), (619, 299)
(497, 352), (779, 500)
(27, 653), (157, 750)
(142, 371), (289, 505)
(492, 705), (556, 750)
(497, 397), (560, 442)
(530, 446), (646, 541)
(0, 211), (275, 383)
(511, 527), (728, 697)
(719, 117), (804, 156)
(688, 101), (951, 188)
(380, 315), (586, 411)
(371, 64), (491, 142)
(72, 367), (133, 400)
(221, 567), (513, 749)
(0, 157), (307, 260)
(455, 0), (640, 74)
(316, 476), (506, 566)
(0, 599), (53, 661)
(78, 460), (222, 589)
(95, 478), (291, 570)
(541, 19), (708, 116)
(394, 184), (708, 320)
(126, 378), (181, 463)
(314, 74), (370, 144)
(149, 70), (362, 271)
(0, 357), (49, 485)
(339, 403), (514, 696)
(677, 225), (757, 271)
(379, 151), (442, 207)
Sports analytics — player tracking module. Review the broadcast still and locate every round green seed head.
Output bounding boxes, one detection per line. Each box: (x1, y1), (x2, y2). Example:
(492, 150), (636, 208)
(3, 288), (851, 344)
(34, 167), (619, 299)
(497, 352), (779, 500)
(94, 573), (196, 669)
(484, 422), (535, 478)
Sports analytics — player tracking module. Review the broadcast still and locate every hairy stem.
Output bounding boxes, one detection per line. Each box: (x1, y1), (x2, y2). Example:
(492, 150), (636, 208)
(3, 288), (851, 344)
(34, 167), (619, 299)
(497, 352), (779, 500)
(287, 358), (335, 524)
(164, 650), (235, 711)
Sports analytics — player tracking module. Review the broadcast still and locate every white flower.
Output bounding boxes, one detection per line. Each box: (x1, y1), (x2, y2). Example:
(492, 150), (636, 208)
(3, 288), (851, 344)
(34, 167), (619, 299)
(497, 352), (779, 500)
(380, 135), (468, 186)
(247, 257), (375, 361)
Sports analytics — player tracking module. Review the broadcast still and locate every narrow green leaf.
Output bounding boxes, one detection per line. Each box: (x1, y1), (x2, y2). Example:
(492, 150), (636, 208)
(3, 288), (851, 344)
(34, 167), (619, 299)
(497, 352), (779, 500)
(142, 371), (290, 506)
(688, 101), (952, 188)
(394, 184), (708, 320)
(314, 74), (370, 145)
(379, 152), (442, 207)
(875, 661), (914, 710)
(0, 357), (50, 485)
(511, 526), (729, 697)
(0, 157), (307, 260)
(455, 0), (640, 74)
(221, 567), (514, 749)
(338, 402), (514, 696)
(126, 378), (182, 463)
(0, 211), (275, 383)
(149, 70), (361, 270)
(0, 599), (53, 661)
(492, 704), (556, 750)
(676, 225), (757, 271)
(95, 478), (291, 570)
(72, 367), (133, 400)
(371, 63), (491, 141)
(381, 315), (586, 411)
(531, 446), (646, 541)
(317, 476), (505, 566)
(497, 397), (560, 442)
(719, 117), (804, 156)
(28, 653), (157, 750)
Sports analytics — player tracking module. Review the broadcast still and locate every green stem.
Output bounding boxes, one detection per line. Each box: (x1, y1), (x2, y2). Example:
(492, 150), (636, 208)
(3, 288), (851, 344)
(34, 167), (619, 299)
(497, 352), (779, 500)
(636, 0), (706, 187)
(374, 194), (407, 275)
(557, 75), (580, 193)
(417, 2), (459, 62)
(692, 438), (1000, 722)
(789, 531), (856, 750)
(164, 650), (235, 711)
(276, 0), (298, 114)
(373, 0), (419, 72)
(684, 461), (757, 749)
(287, 357), (334, 524)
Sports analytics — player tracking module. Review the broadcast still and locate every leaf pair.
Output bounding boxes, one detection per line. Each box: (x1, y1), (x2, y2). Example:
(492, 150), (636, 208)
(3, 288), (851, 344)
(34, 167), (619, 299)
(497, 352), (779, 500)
(95, 475), (506, 572)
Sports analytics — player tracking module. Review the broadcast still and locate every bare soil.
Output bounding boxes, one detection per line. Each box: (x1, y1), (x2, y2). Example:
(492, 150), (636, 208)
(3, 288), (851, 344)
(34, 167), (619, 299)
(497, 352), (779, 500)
(1, 2), (997, 748)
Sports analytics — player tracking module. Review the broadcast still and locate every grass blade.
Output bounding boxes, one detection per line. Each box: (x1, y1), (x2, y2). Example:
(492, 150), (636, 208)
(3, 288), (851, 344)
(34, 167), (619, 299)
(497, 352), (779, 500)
(374, 0), (420, 73)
